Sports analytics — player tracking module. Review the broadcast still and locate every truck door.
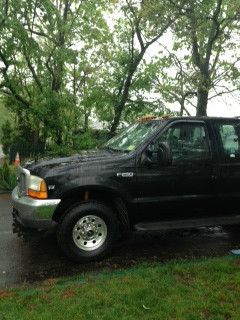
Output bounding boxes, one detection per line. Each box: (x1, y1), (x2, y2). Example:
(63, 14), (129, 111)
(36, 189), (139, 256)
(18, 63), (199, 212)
(213, 120), (240, 214)
(135, 120), (218, 221)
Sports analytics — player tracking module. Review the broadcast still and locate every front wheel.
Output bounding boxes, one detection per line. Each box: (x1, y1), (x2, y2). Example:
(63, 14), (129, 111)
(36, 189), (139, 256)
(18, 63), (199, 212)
(57, 201), (118, 262)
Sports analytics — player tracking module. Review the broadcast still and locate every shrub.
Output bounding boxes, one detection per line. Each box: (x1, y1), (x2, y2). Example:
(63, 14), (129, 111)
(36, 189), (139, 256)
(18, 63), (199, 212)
(92, 129), (109, 146)
(73, 129), (110, 150)
(44, 130), (109, 158)
(73, 131), (98, 150)
(45, 145), (78, 158)
(9, 137), (45, 163)
(0, 161), (17, 191)
(1, 120), (14, 155)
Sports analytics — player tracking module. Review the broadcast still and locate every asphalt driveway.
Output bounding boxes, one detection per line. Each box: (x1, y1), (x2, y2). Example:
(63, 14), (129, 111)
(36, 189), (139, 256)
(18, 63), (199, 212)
(1, 193), (240, 288)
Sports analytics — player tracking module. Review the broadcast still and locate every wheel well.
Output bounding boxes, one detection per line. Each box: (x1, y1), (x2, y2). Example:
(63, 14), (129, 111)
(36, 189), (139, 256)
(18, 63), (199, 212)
(52, 189), (130, 236)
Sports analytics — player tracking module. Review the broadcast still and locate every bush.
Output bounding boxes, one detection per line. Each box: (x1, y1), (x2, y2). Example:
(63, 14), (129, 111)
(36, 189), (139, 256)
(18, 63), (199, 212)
(0, 161), (17, 191)
(73, 129), (109, 150)
(92, 129), (110, 146)
(1, 120), (14, 155)
(43, 130), (109, 158)
(44, 129), (110, 158)
(45, 145), (78, 158)
(9, 137), (45, 163)
(73, 131), (98, 150)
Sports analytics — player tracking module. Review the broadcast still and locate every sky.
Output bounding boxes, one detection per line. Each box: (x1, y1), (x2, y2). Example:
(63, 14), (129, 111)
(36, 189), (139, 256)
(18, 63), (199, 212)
(203, 94), (240, 117)
(168, 90), (240, 117)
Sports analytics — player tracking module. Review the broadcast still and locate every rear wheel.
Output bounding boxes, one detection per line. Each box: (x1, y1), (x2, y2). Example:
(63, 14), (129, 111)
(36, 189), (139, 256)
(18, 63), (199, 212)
(57, 201), (118, 262)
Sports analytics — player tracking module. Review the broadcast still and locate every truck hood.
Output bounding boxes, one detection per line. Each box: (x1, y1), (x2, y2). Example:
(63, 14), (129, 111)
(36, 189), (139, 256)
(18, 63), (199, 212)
(25, 149), (127, 177)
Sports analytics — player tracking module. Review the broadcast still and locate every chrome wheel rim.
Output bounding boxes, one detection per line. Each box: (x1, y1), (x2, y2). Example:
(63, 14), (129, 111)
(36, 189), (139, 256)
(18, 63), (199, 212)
(72, 215), (107, 251)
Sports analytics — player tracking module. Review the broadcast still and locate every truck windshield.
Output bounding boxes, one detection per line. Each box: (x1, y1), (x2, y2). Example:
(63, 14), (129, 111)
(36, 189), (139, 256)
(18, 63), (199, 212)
(104, 120), (162, 152)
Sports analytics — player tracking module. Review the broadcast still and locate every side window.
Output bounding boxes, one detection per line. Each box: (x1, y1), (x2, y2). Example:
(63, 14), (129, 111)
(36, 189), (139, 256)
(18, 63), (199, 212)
(150, 122), (210, 163)
(217, 123), (240, 160)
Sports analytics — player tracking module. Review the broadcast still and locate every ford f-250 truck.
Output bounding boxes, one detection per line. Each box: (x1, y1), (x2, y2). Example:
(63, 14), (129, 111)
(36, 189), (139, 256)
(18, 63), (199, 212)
(12, 116), (240, 262)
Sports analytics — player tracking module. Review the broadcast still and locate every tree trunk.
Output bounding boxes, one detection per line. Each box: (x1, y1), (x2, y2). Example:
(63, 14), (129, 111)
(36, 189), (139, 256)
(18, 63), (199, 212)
(180, 99), (184, 116)
(84, 112), (89, 132)
(196, 73), (210, 116)
(33, 126), (39, 147)
(56, 129), (63, 145)
(196, 88), (208, 116)
(110, 52), (145, 136)
(110, 107), (123, 137)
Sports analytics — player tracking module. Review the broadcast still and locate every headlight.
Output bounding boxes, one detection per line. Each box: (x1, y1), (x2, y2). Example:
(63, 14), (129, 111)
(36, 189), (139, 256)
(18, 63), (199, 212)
(28, 175), (48, 199)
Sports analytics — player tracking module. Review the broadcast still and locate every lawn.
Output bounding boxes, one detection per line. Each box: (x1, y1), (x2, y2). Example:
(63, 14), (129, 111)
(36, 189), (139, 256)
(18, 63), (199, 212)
(1, 256), (240, 320)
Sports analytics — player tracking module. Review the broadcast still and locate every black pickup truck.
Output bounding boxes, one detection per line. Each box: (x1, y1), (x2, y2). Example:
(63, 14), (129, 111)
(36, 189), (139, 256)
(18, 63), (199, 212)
(12, 116), (240, 262)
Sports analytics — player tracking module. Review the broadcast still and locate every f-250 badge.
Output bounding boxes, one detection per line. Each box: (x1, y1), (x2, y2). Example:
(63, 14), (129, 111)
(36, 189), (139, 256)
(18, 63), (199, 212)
(117, 172), (134, 177)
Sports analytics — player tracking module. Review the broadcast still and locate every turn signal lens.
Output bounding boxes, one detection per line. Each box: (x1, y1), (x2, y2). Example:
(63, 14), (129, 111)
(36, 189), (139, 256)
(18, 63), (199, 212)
(28, 176), (48, 199)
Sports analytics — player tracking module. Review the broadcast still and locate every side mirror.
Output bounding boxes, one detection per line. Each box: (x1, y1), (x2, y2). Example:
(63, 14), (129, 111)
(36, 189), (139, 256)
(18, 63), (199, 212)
(157, 142), (172, 166)
(141, 148), (153, 166)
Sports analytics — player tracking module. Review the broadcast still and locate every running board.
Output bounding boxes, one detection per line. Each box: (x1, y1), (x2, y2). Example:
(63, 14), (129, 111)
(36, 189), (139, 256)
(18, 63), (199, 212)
(134, 215), (240, 232)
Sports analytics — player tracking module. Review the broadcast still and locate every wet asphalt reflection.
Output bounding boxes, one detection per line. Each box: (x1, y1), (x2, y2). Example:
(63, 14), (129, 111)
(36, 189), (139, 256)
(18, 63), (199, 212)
(1, 193), (240, 288)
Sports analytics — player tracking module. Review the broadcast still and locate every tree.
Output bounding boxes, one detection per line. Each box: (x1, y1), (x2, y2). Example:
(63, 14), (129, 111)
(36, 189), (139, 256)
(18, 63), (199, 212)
(173, 0), (240, 116)
(144, 52), (197, 116)
(107, 0), (185, 135)
(0, 0), (110, 147)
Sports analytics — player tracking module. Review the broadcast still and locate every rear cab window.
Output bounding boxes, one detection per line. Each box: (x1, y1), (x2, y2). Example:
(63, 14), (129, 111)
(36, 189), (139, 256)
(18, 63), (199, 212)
(214, 120), (240, 161)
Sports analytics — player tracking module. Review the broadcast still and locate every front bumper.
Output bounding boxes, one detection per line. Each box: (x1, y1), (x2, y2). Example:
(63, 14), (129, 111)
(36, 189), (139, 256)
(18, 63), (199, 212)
(12, 187), (61, 230)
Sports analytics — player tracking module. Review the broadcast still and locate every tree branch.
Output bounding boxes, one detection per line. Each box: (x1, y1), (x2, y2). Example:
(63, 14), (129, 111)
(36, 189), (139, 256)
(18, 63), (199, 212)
(135, 20), (145, 51)
(25, 26), (55, 42)
(189, 14), (202, 70)
(23, 48), (43, 91)
(146, 19), (174, 49)
(185, 98), (196, 109)
(205, 0), (222, 67)
(0, 50), (30, 107)
(182, 105), (191, 116)
(209, 87), (239, 100)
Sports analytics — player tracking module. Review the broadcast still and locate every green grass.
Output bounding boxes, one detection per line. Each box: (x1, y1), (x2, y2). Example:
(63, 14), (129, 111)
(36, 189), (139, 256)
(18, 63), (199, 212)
(1, 256), (240, 320)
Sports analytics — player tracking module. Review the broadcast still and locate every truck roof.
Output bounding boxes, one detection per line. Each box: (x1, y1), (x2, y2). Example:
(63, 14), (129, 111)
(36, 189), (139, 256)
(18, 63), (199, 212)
(137, 115), (240, 126)
(156, 116), (240, 123)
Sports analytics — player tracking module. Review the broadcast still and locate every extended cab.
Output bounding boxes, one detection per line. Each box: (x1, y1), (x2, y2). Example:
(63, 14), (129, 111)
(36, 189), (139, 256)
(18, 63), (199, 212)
(12, 117), (240, 262)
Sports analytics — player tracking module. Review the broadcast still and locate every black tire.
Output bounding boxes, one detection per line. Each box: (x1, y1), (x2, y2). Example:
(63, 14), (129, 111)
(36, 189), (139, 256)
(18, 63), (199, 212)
(57, 201), (118, 262)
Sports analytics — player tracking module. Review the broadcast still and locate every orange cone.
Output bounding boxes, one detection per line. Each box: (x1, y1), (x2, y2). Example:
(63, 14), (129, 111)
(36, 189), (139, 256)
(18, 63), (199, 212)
(14, 152), (20, 166)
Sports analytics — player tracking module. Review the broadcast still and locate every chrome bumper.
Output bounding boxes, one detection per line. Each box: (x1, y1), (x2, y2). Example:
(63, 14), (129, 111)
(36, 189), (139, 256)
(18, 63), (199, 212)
(12, 187), (61, 230)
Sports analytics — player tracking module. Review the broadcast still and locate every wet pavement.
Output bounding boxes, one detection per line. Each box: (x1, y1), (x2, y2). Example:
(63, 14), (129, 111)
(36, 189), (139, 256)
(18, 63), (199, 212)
(1, 193), (240, 288)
